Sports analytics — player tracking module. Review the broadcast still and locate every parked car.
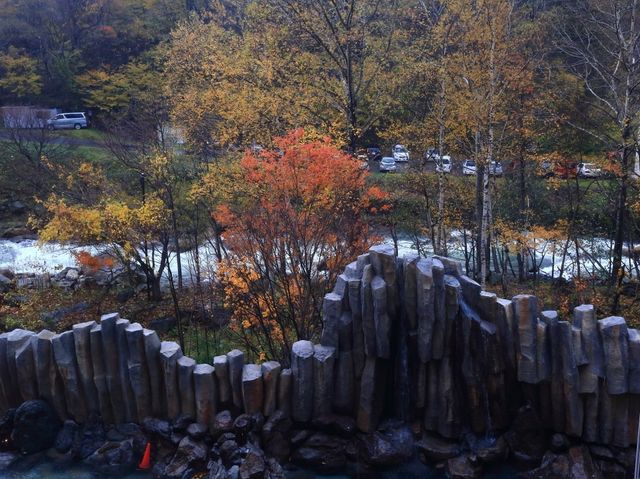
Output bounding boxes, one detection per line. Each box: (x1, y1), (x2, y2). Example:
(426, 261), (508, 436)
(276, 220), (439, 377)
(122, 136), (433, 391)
(577, 162), (602, 178)
(392, 144), (409, 162)
(424, 147), (441, 162)
(489, 161), (503, 176)
(462, 159), (476, 176)
(47, 112), (88, 130)
(366, 147), (382, 161)
(380, 156), (397, 172)
(435, 155), (452, 173)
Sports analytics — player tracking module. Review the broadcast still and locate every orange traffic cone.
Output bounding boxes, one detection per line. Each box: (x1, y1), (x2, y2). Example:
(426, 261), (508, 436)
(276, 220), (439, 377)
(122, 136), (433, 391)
(138, 442), (152, 470)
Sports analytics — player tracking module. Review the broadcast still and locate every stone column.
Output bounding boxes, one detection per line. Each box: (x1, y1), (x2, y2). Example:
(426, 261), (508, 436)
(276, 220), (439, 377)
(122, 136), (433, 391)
(52, 330), (87, 423)
(0, 334), (10, 412)
(261, 361), (281, 417)
(194, 363), (216, 430)
(348, 277), (365, 379)
(7, 329), (34, 404)
(416, 259), (434, 363)
(291, 340), (314, 422)
(242, 364), (264, 414)
(574, 305), (604, 393)
(178, 356), (196, 419)
(34, 330), (67, 420)
(89, 324), (113, 424)
(277, 368), (292, 415)
(558, 321), (583, 437)
(629, 329), (640, 394)
(72, 321), (98, 413)
(227, 349), (245, 410)
(357, 357), (386, 433)
(540, 311), (564, 433)
(15, 337), (37, 401)
(432, 258), (446, 360)
(125, 323), (152, 421)
(361, 264), (376, 357)
(100, 313), (125, 423)
(214, 355), (231, 407)
(321, 293), (342, 349)
(116, 318), (136, 422)
(513, 295), (538, 384)
(313, 344), (335, 417)
(143, 329), (163, 417)
(369, 244), (397, 314)
(160, 341), (183, 420)
(599, 316), (629, 395)
(371, 276), (390, 358)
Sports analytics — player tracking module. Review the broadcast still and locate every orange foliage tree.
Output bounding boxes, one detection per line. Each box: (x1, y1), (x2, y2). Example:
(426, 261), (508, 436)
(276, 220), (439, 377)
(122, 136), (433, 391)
(202, 129), (385, 362)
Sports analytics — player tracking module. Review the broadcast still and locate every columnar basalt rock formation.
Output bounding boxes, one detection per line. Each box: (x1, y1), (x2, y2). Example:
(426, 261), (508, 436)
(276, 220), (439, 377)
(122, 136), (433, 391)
(0, 246), (638, 454)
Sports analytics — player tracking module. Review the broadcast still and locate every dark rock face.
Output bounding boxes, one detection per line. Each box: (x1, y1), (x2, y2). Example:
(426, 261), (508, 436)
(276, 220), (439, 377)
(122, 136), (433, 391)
(54, 420), (80, 453)
(504, 406), (547, 463)
(73, 413), (106, 459)
(446, 454), (482, 479)
(417, 432), (460, 462)
(291, 433), (349, 472)
(238, 448), (266, 479)
(84, 439), (136, 476)
(262, 411), (292, 462)
(10, 400), (61, 454)
(518, 446), (603, 479)
(164, 436), (208, 479)
(358, 421), (413, 466)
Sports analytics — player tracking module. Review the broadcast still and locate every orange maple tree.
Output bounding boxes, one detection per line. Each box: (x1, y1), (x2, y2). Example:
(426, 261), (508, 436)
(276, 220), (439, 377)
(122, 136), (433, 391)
(209, 129), (386, 362)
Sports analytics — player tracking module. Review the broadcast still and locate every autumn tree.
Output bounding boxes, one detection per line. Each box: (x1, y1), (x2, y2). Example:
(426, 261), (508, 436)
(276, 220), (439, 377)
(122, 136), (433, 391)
(446, 0), (527, 286)
(0, 47), (42, 100)
(194, 130), (385, 362)
(555, 0), (640, 312)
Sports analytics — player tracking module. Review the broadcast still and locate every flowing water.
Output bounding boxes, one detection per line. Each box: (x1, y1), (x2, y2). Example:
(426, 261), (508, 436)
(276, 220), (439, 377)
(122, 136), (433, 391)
(0, 462), (150, 478)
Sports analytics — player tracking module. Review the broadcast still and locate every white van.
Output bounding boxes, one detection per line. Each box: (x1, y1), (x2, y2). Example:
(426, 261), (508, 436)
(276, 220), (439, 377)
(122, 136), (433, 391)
(47, 112), (89, 130)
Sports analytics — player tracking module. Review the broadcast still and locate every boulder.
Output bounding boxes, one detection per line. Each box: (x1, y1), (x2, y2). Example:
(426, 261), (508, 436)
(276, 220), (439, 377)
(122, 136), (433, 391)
(291, 432), (349, 472)
(212, 410), (234, 437)
(262, 410), (292, 462)
(238, 448), (266, 479)
(446, 454), (482, 479)
(84, 439), (136, 476)
(73, 413), (106, 459)
(358, 420), (413, 466)
(11, 399), (61, 454)
(518, 446), (603, 479)
(164, 436), (208, 479)
(416, 432), (460, 462)
(312, 414), (357, 437)
(54, 419), (80, 453)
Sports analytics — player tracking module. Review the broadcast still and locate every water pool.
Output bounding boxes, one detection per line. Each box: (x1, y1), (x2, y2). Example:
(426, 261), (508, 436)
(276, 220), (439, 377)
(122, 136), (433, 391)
(0, 462), (150, 479)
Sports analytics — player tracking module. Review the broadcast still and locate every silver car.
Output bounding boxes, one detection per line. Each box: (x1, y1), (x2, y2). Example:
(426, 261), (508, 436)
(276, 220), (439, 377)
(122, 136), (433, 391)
(380, 156), (397, 172)
(47, 112), (88, 130)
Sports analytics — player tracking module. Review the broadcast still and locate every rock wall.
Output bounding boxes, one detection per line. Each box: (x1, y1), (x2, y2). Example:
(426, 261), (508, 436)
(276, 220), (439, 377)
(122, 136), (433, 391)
(1, 245), (638, 450)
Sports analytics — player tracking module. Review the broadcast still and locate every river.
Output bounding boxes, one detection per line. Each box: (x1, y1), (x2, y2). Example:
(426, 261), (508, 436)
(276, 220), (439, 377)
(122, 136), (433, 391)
(0, 232), (630, 285)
